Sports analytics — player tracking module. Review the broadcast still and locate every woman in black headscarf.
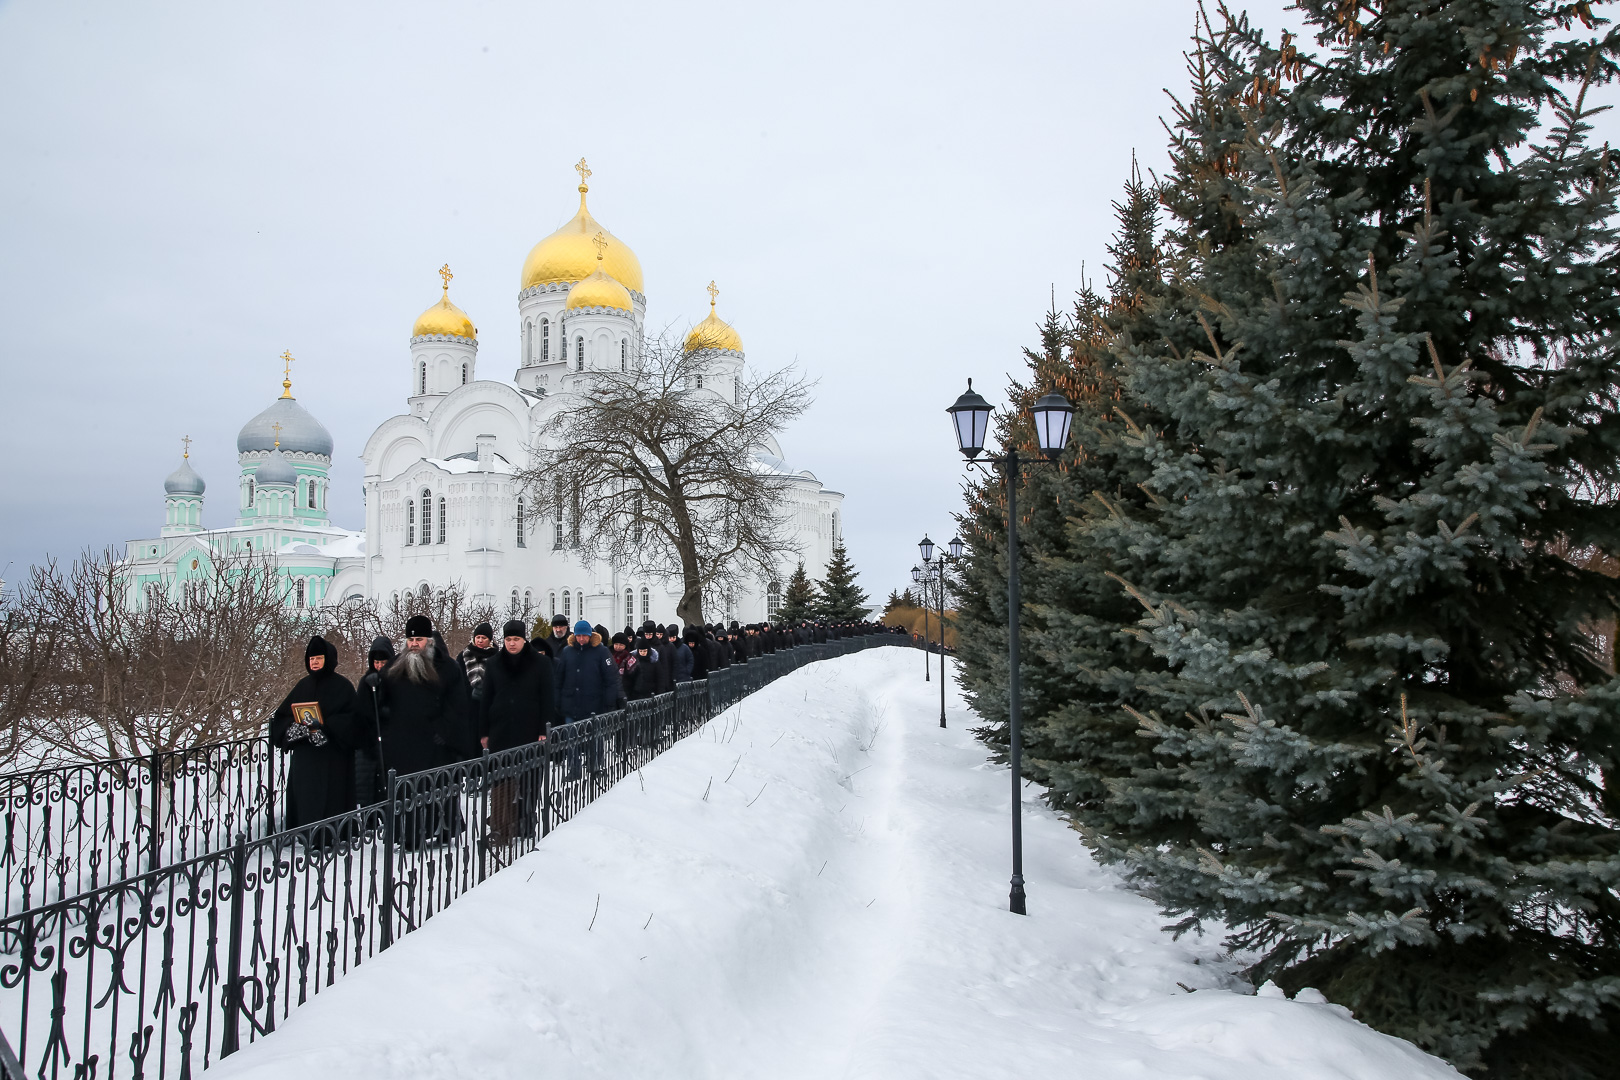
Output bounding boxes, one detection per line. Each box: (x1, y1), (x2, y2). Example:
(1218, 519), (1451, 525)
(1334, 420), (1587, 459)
(269, 635), (359, 829)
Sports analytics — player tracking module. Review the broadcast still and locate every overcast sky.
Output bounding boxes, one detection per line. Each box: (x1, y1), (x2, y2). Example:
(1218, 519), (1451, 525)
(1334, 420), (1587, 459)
(0, 0), (1372, 598)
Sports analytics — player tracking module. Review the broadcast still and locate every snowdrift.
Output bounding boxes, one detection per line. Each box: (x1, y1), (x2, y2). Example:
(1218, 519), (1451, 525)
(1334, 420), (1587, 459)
(213, 650), (1462, 1080)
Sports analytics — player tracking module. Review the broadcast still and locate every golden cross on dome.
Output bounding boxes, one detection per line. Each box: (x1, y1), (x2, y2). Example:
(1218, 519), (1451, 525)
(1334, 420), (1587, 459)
(181, 435), (192, 459)
(439, 263), (453, 295)
(706, 280), (719, 311)
(575, 158), (592, 189)
(592, 231), (608, 261)
(280, 350), (296, 398)
(271, 421), (283, 449)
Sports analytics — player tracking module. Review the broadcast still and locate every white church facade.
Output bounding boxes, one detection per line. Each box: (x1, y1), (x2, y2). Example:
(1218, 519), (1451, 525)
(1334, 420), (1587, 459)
(125, 163), (845, 627)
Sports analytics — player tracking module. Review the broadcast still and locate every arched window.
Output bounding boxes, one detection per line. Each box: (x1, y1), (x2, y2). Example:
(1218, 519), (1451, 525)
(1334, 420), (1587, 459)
(632, 494), (643, 543)
(576, 336), (585, 372)
(524, 589), (532, 614)
(461, 362), (468, 385)
(540, 318), (549, 360)
(419, 362), (427, 395)
(246, 478), (255, 507)
(767, 581), (781, 618)
(562, 590), (571, 620)
(832, 511), (840, 539)
(621, 339), (627, 371)
(511, 587), (520, 613)
(625, 588), (634, 624)
(523, 319), (532, 363)
(438, 496), (447, 544)
(696, 375), (704, 390)
(640, 587), (650, 619)
(420, 489), (433, 542)
(548, 590), (556, 616)
(406, 499), (416, 545)
(516, 496), (526, 547)
(295, 578), (306, 608)
(308, 480), (318, 509)
(734, 377), (740, 405)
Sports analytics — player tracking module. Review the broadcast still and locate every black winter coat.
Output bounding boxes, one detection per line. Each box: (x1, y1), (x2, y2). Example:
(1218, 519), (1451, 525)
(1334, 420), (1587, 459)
(624, 654), (659, 701)
(479, 646), (556, 751)
(376, 642), (477, 776)
(685, 637), (708, 680)
(269, 643), (359, 829)
(671, 640), (694, 683)
(556, 641), (621, 720)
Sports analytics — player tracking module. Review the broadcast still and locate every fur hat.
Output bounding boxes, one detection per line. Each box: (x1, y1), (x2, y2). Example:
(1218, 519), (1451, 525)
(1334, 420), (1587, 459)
(405, 614), (434, 638)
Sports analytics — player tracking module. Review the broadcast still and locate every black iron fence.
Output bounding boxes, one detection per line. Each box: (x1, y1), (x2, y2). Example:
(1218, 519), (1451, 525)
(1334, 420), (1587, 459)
(0, 635), (906, 1079)
(0, 739), (287, 923)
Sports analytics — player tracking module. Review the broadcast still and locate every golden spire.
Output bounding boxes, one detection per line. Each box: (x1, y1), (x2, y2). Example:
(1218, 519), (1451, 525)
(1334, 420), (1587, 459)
(181, 435), (192, 460)
(592, 231), (609, 261)
(575, 157), (592, 193)
(439, 263), (453, 296)
(280, 350), (296, 398)
(707, 280), (719, 313)
(271, 421), (283, 449)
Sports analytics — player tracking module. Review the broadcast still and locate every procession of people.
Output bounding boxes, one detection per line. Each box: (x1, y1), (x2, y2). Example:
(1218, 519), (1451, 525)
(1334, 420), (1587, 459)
(267, 612), (899, 837)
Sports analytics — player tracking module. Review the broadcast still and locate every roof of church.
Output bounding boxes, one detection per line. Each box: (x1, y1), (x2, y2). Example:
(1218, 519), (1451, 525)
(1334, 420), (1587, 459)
(238, 395), (333, 458)
(164, 458), (205, 496)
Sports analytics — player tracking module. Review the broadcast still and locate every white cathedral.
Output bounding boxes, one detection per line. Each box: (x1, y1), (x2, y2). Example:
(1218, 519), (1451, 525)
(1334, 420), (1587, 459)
(124, 162), (846, 628)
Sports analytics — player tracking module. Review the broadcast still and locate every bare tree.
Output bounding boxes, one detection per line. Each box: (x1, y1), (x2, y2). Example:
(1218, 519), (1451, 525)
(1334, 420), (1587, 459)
(517, 332), (813, 625)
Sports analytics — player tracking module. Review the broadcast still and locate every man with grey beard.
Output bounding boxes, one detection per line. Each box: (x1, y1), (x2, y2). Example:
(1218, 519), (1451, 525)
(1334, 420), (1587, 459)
(377, 614), (476, 778)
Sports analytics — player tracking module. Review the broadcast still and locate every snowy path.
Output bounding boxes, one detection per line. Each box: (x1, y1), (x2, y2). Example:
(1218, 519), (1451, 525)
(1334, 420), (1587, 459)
(213, 650), (1460, 1079)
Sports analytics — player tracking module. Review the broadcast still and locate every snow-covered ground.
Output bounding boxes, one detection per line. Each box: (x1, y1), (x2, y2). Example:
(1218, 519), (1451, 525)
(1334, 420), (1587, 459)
(213, 649), (1461, 1080)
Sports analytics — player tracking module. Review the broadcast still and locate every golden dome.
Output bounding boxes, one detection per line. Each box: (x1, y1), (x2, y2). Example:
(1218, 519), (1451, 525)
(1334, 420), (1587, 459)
(521, 164), (644, 294)
(565, 236), (634, 312)
(684, 281), (744, 353)
(413, 264), (477, 340)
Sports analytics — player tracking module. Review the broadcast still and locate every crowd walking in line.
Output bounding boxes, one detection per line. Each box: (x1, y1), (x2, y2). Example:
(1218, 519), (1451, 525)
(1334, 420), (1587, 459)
(268, 613), (903, 831)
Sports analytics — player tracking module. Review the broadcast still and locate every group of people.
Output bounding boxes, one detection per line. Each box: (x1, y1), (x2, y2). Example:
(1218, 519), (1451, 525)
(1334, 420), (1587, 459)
(268, 611), (897, 833)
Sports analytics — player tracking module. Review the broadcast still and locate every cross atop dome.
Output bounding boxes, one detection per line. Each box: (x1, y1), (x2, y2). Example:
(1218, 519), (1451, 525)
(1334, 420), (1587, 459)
(280, 350), (296, 398)
(575, 157), (591, 191)
(439, 263), (453, 294)
(593, 232), (608, 260)
(271, 421), (283, 449)
(181, 434), (191, 459)
(707, 280), (719, 311)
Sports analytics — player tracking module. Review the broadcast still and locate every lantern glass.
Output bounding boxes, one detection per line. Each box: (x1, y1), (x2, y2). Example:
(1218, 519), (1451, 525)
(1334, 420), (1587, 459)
(947, 381), (993, 459)
(1031, 392), (1074, 459)
(919, 535), (935, 563)
(948, 536), (964, 559)
(911, 564), (922, 583)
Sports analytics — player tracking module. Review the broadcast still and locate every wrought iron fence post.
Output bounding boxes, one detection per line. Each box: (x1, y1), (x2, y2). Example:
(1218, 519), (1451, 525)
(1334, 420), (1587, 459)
(541, 739), (552, 838)
(220, 830), (247, 1057)
(478, 749), (490, 884)
(380, 769), (397, 951)
(147, 750), (163, 873)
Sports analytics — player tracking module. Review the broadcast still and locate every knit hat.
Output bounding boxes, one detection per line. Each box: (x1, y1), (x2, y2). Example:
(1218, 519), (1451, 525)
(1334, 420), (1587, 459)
(405, 614), (433, 638)
(552, 614), (569, 628)
(611, 631), (630, 648)
(502, 619), (527, 639)
(573, 619), (593, 636)
(473, 622), (494, 640)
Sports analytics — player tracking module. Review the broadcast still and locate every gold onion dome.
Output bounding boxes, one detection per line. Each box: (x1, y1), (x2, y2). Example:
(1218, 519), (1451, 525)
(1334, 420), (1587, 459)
(521, 160), (644, 293)
(684, 281), (743, 353)
(565, 234), (634, 312)
(412, 264), (477, 339)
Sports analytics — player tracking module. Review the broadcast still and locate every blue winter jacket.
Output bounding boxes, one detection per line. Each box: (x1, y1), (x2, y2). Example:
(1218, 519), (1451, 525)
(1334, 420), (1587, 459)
(556, 641), (622, 721)
(671, 640), (694, 684)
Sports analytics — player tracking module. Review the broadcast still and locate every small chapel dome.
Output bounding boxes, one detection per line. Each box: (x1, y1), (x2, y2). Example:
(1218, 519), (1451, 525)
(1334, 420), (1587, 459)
(164, 458), (205, 496)
(565, 247), (635, 313)
(412, 264), (476, 340)
(684, 283), (744, 354)
(521, 162), (644, 294)
(255, 447), (297, 487)
(237, 368), (334, 458)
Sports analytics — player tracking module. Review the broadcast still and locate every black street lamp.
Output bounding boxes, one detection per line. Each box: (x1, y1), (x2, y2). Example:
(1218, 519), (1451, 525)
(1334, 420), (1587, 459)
(946, 379), (1073, 916)
(919, 535), (950, 729)
(910, 564), (929, 680)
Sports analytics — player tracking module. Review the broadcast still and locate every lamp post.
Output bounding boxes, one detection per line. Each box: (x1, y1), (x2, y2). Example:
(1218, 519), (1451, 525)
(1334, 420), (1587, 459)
(946, 379), (1073, 916)
(910, 563), (929, 680)
(920, 535), (956, 729)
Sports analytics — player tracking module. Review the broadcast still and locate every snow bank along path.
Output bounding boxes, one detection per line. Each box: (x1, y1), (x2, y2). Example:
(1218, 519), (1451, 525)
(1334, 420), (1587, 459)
(213, 649), (1461, 1080)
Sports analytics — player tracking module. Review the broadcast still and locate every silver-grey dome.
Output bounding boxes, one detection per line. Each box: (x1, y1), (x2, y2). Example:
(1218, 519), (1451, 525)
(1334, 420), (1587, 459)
(237, 396), (333, 457)
(255, 448), (298, 487)
(164, 459), (206, 496)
